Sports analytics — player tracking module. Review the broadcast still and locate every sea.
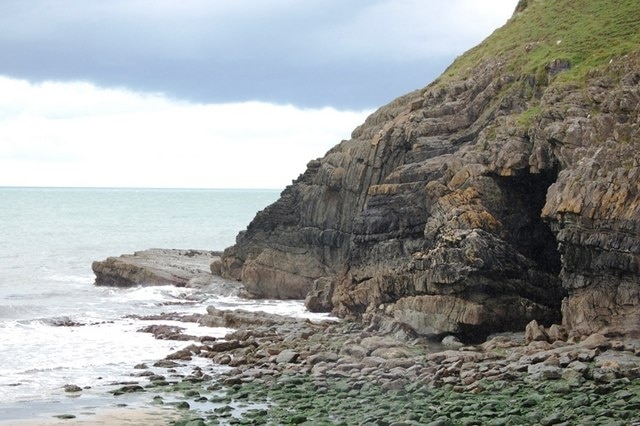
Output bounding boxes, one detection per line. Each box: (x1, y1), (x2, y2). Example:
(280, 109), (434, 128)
(0, 187), (329, 422)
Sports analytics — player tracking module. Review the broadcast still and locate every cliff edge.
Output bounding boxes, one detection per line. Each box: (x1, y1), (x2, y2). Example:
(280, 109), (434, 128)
(219, 0), (640, 340)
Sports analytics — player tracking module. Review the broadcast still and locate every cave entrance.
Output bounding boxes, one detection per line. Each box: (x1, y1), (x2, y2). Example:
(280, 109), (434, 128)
(495, 169), (561, 275)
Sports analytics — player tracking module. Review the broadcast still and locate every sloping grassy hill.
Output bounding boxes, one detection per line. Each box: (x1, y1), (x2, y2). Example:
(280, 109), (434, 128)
(442, 0), (640, 83)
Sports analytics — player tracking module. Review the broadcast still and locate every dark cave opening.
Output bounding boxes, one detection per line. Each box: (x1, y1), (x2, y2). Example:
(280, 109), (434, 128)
(495, 169), (562, 275)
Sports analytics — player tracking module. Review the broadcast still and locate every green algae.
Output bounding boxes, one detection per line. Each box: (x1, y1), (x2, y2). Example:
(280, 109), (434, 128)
(165, 374), (640, 425)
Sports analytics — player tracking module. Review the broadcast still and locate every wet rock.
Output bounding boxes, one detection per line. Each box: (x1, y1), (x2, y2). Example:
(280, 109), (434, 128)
(45, 316), (85, 327)
(63, 384), (82, 393)
(92, 249), (234, 289)
(112, 385), (145, 395)
(442, 335), (464, 348)
(592, 368), (617, 383)
(307, 351), (339, 365)
(54, 414), (76, 420)
(137, 324), (196, 341)
(381, 378), (408, 391)
(204, 340), (243, 352)
(200, 306), (309, 329)
(153, 360), (181, 368)
(360, 336), (405, 352)
(340, 344), (368, 359)
(276, 350), (300, 364)
(594, 351), (640, 376)
(568, 360), (590, 374)
(176, 401), (190, 410)
(561, 368), (585, 384)
(527, 364), (562, 380)
(305, 277), (335, 312)
(525, 320), (549, 344)
(580, 333), (612, 350)
(547, 324), (568, 343)
(539, 411), (565, 426)
(371, 346), (412, 359)
(165, 348), (194, 361)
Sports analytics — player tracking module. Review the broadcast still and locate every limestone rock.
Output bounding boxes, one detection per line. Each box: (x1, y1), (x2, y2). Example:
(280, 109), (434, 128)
(527, 363), (562, 381)
(92, 249), (236, 291)
(305, 277), (336, 312)
(525, 320), (549, 344)
(442, 335), (464, 349)
(219, 1), (640, 339)
(580, 333), (612, 350)
(547, 324), (568, 343)
(276, 349), (300, 364)
(200, 306), (307, 329)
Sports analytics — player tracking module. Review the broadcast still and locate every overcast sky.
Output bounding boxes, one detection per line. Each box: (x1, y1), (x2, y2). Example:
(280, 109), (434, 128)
(0, 0), (518, 189)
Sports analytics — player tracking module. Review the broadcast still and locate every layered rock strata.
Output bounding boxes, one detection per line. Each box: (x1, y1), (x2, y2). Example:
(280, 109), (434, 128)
(93, 248), (229, 289)
(220, 2), (640, 339)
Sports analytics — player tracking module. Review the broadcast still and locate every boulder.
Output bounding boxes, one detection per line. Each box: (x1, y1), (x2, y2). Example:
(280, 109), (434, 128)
(200, 306), (307, 329)
(305, 277), (336, 312)
(580, 333), (612, 350)
(547, 324), (568, 343)
(63, 384), (82, 393)
(525, 320), (549, 344)
(276, 349), (300, 364)
(442, 335), (464, 349)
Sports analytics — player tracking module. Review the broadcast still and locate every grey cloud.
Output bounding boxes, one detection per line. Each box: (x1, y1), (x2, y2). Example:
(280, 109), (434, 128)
(0, 0), (516, 109)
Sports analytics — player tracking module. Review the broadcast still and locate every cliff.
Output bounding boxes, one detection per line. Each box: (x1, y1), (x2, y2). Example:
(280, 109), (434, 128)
(219, 0), (640, 341)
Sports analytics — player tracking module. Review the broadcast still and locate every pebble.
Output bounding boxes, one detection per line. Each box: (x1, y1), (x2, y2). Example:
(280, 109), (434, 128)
(109, 308), (640, 425)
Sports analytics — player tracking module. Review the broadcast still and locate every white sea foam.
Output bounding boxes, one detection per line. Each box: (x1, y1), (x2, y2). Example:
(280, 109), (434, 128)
(0, 315), (233, 404)
(210, 295), (338, 322)
(0, 188), (327, 419)
(0, 304), (39, 318)
(0, 293), (333, 406)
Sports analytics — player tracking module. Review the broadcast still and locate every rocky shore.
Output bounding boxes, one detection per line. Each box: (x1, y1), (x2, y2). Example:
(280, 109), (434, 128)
(83, 1), (640, 423)
(94, 307), (640, 426)
(86, 249), (640, 424)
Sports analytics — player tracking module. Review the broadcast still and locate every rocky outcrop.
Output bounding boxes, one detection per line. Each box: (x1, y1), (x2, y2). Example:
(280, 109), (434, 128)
(93, 249), (236, 291)
(538, 68), (640, 338)
(133, 307), (640, 425)
(220, 1), (640, 340)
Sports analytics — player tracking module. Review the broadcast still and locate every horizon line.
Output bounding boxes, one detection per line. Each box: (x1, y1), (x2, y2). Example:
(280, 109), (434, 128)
(0, 185), (283, 191)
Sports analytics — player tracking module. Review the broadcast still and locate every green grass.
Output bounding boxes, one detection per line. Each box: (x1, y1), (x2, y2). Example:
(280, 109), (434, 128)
(516, 105), (542, 128)
(442, 0), (640, 84)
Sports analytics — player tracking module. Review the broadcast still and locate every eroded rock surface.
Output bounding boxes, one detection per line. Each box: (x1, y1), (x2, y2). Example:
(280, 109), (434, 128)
(93, 249), (231, 289)
(220, 4), (640, 339)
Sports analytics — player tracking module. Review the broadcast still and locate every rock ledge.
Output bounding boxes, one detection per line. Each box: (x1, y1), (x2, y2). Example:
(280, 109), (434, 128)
(93, 248), (223, 288)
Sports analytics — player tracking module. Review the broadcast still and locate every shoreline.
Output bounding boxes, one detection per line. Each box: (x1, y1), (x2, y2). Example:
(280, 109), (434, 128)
(5, 306), (640, 425)
(0, 386), (182, 425)
(0, 405), (180, 425)
(92, 308), (640, 424)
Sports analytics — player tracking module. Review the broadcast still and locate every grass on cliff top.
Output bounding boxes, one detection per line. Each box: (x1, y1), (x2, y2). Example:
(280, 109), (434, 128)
(442, 0), (640, 83)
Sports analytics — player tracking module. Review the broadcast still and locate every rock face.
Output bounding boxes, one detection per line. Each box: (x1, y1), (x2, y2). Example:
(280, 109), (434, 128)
(220, 1), (640, 340)
(93, 249), (229, 288)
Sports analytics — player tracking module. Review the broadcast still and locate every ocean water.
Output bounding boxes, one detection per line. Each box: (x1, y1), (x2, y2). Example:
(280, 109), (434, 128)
(0, 187), (327, 421)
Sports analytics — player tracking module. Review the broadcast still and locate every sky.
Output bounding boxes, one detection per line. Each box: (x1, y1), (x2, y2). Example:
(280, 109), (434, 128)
(0, 0), (518, 189)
